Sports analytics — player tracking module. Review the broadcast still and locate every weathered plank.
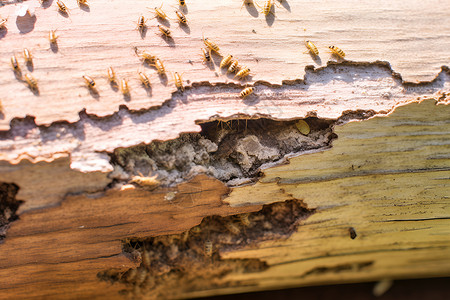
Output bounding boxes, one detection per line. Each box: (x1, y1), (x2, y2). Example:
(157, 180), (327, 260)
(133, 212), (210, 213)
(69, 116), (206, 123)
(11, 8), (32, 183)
(0, 0), (449, 130)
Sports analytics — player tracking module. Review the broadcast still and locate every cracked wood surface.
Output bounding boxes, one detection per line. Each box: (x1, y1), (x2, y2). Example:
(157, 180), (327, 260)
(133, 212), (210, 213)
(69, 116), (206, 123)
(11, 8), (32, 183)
(0, 0), (449, 131)
(0, 100), (448, 299)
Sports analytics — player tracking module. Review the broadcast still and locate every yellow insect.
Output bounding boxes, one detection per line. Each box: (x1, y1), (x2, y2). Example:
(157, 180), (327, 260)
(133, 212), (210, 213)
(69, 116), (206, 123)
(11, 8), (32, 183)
(135, 16), (148, 32)
(134, 47), (157, 64)
(227, 60), (239, 73)
(11, 55), (21, 74)
(202, 33), (221, 55)
(138, 72), (151, 88)
(295, 120), (310, 135)
(135, 267), (147, 285)
(305, 40), (319, 56)
(235, 67), (251, 79)
(148, 4), (168, 20)
(82, 75), (96, 89)
(150, 58), (167, 75)
(329, 45), (345, 58)
(107, 67), (117, 85)
(24, 73), (38, 92)
(77, 0), (89, 6)
(157, 24), (172, 38)
(240, 87), (254, 98)
(142, 249), (151, 267)
(49, 30), (59, 44)
(201, 48), (211, 63)
(173, 72), (184, 91)
(255, 0), (278, 16)
(56, 0), (69, 15)
(0, 100), (3, 112)
(178, 0), (186, 6)
(225, 222), (241, 235)
(174, 9), (187, 24)
(120, 78), (131, 96)
(204, 240), (213, 257)
(220, 54), (233, 68)
(0, 17), (7, 29)
(239, 213), (251, 227)
(23, 48), (33, 65)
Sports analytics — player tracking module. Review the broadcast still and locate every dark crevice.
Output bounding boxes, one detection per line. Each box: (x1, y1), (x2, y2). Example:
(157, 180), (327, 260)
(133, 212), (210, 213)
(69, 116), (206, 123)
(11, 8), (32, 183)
(98, 199), (315, 299)
(0, 182), (23, 242)
(110, 117), (336, 188)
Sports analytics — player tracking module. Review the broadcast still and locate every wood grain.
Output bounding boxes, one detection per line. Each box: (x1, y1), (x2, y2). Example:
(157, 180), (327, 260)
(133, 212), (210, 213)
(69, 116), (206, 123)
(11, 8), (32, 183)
(0, 0), (449, 130)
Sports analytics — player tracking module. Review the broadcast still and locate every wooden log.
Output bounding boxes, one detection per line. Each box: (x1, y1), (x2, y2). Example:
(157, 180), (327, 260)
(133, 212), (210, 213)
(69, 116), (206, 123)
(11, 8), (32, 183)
(0, 0), (449, 299)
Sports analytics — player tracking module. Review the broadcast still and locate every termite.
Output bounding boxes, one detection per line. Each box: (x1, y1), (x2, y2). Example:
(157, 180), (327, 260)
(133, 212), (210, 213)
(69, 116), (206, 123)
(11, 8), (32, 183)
(178, 0), (186, 6)
(134, 47), (157, 64)
(77, 0), (89, 6)
(123, 269), (137, 282)
(11, 55), (21, 75)
(149, 58), (167, 75)
(138, 71), (151, 88)
(23, 48), (33, 65)
(235, 67), (252, 79)
(0, 17), (7, 29)
(240, 87), (254, 98)
(204, 240), (213, 257)
(328, 45), (346, 58)
(220, 54), (233, 68)
(135, 15), (148, 32)
(82, 75), (96, 89)
(107, 67), (118, 85)
(225, 222), (241, 235)
(142, 248), (151, 267)
(174, 9), (187, 24)
(135, 267), (147, 285)
(120, 79), (130, 96)
(130, 174), (160, 188)
(0, 100), (3, 113)
(148, 4), (168, 20)
(24, 73), (38, 92)
(227, 60), (239, 73)
(305, 40), (319, 56)
(202, 33), (221, 56)
(201, 48), (211, 63)
(255, 0), (279, 16)
(56, 0), (69, 15)
(49, 30), (59, 44)
(157, 24), (172, 38)
(173, 72), (184, 91)
(239, 213), (251, 227)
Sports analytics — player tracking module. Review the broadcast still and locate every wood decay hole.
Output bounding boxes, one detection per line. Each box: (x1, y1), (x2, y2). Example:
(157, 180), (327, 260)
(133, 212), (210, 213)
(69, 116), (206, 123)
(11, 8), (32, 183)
(302, 261), (374, 278)
(110, 117), (337, 188)
(0, 182), (23, 242)
(97, 199), (315, 299)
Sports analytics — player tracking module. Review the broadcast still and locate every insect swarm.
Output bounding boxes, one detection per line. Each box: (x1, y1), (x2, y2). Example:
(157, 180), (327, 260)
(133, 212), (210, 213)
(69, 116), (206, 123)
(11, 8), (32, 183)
(24, 73), (39, 93)
(329, 45), (346, 58)
(305, 40), (319, 56)
(220, 54), (233, 68)
(240, 86), (255, 99)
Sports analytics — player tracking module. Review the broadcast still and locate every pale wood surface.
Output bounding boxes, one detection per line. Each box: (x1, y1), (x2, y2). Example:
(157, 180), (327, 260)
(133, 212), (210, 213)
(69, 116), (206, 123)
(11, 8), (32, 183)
(0, 0), (449, 130)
